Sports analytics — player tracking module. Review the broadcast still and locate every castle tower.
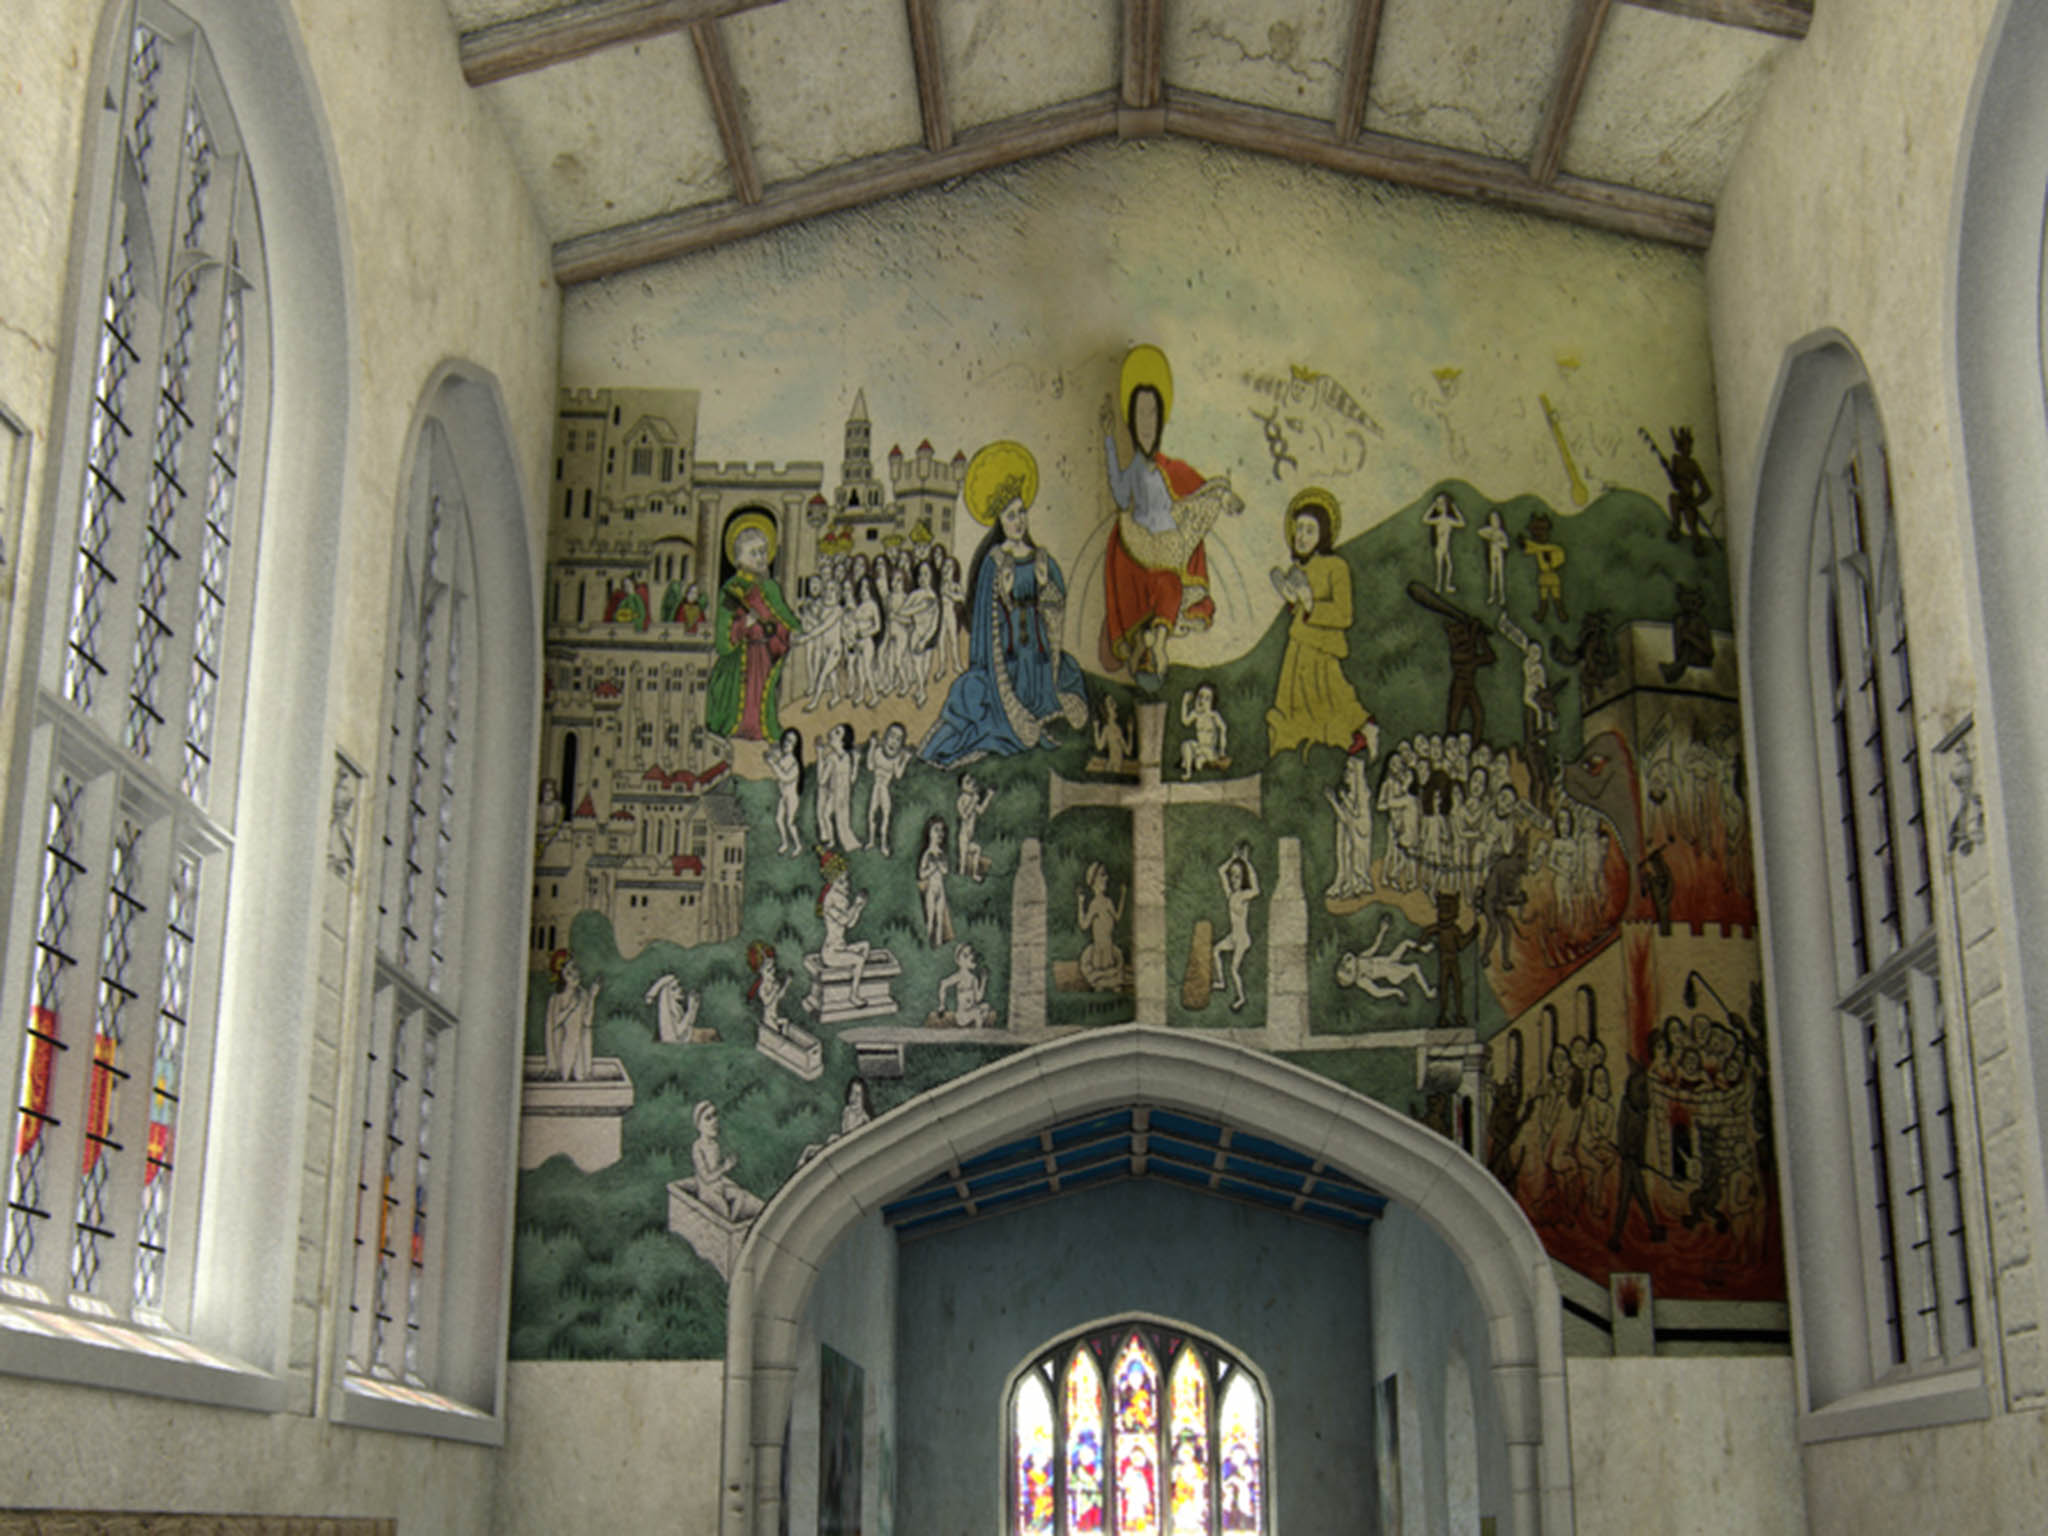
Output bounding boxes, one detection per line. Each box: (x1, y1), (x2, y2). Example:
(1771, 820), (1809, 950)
(835, 388), (887, 516)
(889, 436), (968, 549)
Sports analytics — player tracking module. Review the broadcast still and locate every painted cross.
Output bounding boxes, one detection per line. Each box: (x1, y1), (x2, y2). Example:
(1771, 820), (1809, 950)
(1047, 701), (1263, 1024)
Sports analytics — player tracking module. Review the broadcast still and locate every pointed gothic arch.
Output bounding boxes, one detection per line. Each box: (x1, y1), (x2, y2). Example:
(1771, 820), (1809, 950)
(718, 1025), (1573, 1536)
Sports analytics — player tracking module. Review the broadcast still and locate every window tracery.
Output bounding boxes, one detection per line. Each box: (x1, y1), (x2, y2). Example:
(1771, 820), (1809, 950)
(3, 0), (264, 1333)
(1012, 1320), (1267, 1536)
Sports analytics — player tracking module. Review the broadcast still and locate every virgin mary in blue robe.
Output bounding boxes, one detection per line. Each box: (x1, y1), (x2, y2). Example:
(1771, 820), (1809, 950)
(920, 441), (1090, 768)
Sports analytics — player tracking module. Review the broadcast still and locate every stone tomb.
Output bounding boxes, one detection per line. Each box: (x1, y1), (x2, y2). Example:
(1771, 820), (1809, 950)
(802, 946), (902, 1024)
(757, 1017), (825, 1081)
(667, 1179), (750, 1281)
(519, 1056), (635, 1171)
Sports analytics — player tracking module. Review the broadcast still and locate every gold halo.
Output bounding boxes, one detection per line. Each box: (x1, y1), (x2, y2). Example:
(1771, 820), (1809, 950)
(723, 511), (779, 565)
(963, 441), (1039, 526)
(1286, 485), (1341, 544)
(1119, 344), (1174, 428)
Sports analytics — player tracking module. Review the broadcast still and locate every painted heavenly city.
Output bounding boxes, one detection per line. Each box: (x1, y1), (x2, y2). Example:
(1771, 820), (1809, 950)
(512, 350), (1777, 1361)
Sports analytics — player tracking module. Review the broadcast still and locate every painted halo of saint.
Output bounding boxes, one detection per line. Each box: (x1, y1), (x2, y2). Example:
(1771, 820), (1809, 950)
(919, 440), (1090, 767)
(1100, 343), (1243, 683)
(705, 510), (801, 741)
(1265, 484), (1374, 754)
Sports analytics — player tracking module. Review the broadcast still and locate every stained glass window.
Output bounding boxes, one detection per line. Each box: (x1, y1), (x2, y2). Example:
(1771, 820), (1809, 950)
(1168, 1349), (1210, 1535)
(1218, 1373), (1263, 1534)
(345, 420), (476, 1390)
(1066, 1345), (1106, 1532)
(1113, 1335), (1162, 1535)
(1016, 1370), (1056, 1536)
(3, 0), (264, 1335)
(1012, 1322), (1268, 1536)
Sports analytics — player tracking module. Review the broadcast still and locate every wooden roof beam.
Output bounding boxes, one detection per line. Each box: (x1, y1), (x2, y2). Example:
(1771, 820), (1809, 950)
(1165, 89), (1712, 249)
(552, 87), (1712, 286)
(904, 0), (952, 153)
(1334, 0), (1387, 142)
(553, 92), (1122, 284)
(690, 18), (761, 206)
(1621, 0), (1811, 40)
(1529, 0), (1614, 185)
(1122, 0), (1164, 112)
(458, 0), (787, 88)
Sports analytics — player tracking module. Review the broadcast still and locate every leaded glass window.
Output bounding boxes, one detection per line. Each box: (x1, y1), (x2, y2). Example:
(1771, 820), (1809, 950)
(2, 0), (265, 1334)
(344, 420), (475, 1390)
(1011, 1322), (1268, 1536)
(1809, 383), (1974, 1377)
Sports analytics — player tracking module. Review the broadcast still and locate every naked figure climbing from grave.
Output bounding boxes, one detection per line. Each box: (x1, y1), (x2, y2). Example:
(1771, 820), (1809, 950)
(1100, 344), (1244, 684)
(931, 942), (999, 1030)
(814, 850), (874, 1007)
(747, 941), (797, 1037)
(766, 727), (804, 855)
(544, 950), (599, 1081)
(1212, 844), (1261, 1012)
(1178, 682), (1229, 779)
(922, 441), (1090, 767)
(688, 1101), (763, 1223)
(646, 972), (700, 1043)
(917, 816), (953, 947)
(1077, 860), (1128, 991)
(865, 721), (911, 852)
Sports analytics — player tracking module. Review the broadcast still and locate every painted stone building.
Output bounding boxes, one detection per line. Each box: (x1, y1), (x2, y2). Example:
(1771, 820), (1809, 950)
(816, 391), (965, 562)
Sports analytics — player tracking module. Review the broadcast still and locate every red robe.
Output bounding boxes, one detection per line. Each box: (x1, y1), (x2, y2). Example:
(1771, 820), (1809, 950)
(1100, 454), (1214, 672)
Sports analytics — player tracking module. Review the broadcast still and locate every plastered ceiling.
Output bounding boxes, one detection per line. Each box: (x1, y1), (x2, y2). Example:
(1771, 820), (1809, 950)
(444, 0), (1808, 283)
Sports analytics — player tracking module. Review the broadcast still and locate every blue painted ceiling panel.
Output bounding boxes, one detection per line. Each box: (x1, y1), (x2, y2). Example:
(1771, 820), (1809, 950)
(879, 1107), (1388, 1238)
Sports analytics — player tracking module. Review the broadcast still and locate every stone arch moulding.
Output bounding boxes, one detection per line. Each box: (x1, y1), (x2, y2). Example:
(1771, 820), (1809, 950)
(1957, 0), (2048, 1287)
(718, 1025), (1573, 1536)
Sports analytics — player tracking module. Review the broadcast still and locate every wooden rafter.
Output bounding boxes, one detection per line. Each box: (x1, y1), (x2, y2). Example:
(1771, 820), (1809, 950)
(553, 93), (1122, 284)
(1168, 89), (1711, 249)
(1121, 0), (1164, 111)
(458, 0), (787, 88)
(1621, 0), (1811, 40)
(690, 18), (761, 206)
(551, 87), (1712, 286)
(1334, 0), (1387, 142)
(904, 0), (952, 153)
(1528, 0), (1614, 185)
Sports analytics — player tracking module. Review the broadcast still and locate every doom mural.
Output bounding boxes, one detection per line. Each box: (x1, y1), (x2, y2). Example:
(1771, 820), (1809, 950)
(513, 349), (1777, 1361)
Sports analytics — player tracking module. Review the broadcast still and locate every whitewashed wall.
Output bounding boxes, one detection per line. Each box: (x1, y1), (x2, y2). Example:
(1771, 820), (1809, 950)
(1709, 0), (2048, 1523)
(0, 0), (557, 1526)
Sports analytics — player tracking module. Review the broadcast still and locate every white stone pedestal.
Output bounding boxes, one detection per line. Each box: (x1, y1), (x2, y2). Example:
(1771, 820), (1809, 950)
(803, 947), (902, 1023)
(520, 1056), (635, 1171)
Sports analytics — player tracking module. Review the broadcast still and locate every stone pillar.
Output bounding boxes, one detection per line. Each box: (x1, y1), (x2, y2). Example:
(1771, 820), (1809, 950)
(1009, 837), (1047, 1034)
(1132, 707), (1169, 1027)
(1266, 836), (1309, 1045)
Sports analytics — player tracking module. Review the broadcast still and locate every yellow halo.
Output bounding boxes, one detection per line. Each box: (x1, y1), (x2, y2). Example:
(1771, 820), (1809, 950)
(963, 441), (1039, 526)
(1119, 344), (1174, 428)
(1286, 485), (1342, 545)
(723, 510), (779, 566)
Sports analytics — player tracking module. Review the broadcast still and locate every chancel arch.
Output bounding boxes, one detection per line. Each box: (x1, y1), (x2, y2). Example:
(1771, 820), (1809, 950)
(720, 1025), (1572, 1536)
